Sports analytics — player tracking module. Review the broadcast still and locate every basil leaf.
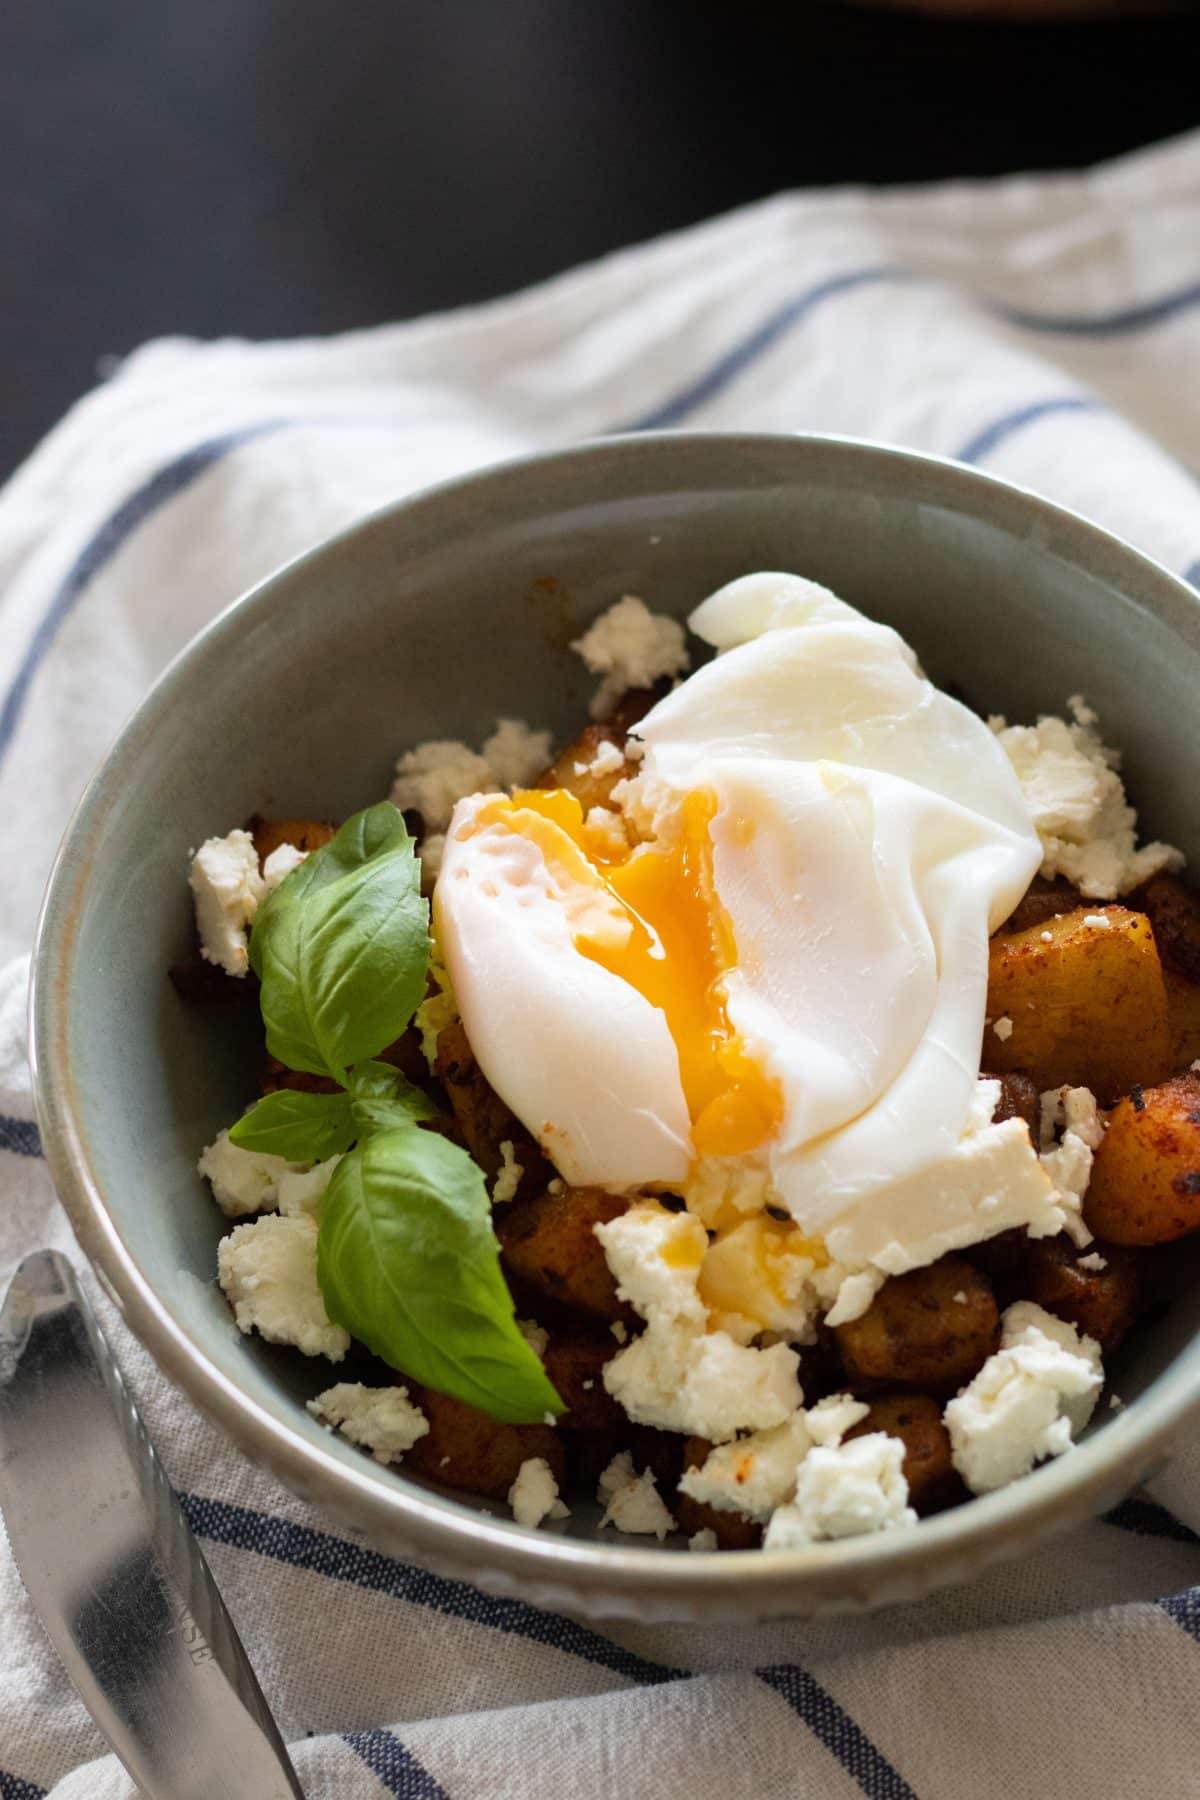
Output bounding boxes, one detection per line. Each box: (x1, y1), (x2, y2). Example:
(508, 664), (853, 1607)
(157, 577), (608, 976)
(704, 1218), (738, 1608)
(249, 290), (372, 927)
(348, 1059), (438, 1136)
(229, 1090), (356, 1163)
(251, 803), (430, 1080)
(318, 1128), (563, 1423)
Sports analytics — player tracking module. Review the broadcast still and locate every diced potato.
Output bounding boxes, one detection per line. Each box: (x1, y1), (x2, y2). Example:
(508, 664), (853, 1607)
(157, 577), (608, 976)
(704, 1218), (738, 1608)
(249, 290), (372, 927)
(986, 1072), (1039, 1135)
(985, 906), (1172, 1104)
(496, 1186), (635, 1324)
(248, 815), (337, 864)
(404, 1389), (565, 1500)
(1134, 874), (1200, 983)
(537, 724), (635, 815)
(261, 1056), (341, 1096)
(1165, 968), (1200, 1072)
(1085, 1074), (1200, 1244)
(674, 1437), (762, 1550)
(542, 1334), (623, 1433)
(845, 1394), (960, 1516)
(1001, 876), (1084, 937)
(435, 1022), (537, 1185)
(834, 1257), (999, 1394)
(1019, 1235), (1142, 1350)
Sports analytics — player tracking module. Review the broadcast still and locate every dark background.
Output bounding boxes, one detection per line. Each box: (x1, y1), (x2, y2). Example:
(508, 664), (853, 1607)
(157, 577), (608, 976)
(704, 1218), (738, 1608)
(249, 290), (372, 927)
(4, 0), (1198, 480)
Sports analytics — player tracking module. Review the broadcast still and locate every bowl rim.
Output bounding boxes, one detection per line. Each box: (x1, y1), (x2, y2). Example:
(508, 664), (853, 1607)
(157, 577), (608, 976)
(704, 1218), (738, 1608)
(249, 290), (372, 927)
(29, 429), (1200, 1618)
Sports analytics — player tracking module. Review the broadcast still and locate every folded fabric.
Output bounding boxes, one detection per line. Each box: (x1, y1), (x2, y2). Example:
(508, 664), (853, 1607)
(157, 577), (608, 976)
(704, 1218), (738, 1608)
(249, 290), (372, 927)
(2, 128), (1200, 1799)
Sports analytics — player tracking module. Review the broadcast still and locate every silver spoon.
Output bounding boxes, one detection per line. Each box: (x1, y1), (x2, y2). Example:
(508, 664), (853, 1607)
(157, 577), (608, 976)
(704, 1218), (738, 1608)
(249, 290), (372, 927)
(0, 1248), (304, 1799)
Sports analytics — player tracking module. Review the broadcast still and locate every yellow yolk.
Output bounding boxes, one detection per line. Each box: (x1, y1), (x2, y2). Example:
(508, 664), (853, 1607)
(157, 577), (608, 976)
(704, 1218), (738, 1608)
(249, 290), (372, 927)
(471, 787), (781, 1159)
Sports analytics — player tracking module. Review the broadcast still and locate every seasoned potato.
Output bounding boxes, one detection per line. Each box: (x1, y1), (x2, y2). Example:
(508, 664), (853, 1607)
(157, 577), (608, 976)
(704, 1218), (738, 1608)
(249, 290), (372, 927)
(629, 1425), (686, 1494)
(261, 1055), (341, 1096)
(1019, 1235), (1141, 1350)
(1134, 873), (1200, 983)
(537, 723), (636, 815)
(496, 1185), (635, 1324)
(985, 906), (1172, 1103)
(987, 1072), (1039, 1135)
(1085, 1074), (1200, 1244)
(1001, 876), (1084, 937)
(434, 1021), (526, 1183)
(248, 815), (337, 864)
(542, 1334), (623, 1433)
(834, 1258), (999, 1393)
(404, 1390), (565, 1500)
(845, 1394), (960, 1516)
(673, 1437), (762, 1551)
(1164, 969), (1200, 1072)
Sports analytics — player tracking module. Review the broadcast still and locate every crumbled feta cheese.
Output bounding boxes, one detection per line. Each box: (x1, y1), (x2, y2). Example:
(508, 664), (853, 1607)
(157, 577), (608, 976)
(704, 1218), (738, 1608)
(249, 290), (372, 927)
(198, 1129), (302, 1217)
(992, 1015), (1014, 1042)
(679, 1413), (814, 1520)
(276, 1155), (342, 1218)
(804, 1394), (870, 1447)
(1109, 1392), (1124, 1411)
(696, 1215), (821, 1345)
(763, 1434), (916, 1548)
(1082, 913), (1112, 929)
(508, 1456), (569, 1528)
(189, 829), (266, 976)
(1038, 1085), (1102, 1246)
(1041, 929), (1054, 943)
(491, 1140), (523, 1206)
(217, 1214), (349, 1360)
(688, 1529), (719, 1553)
(602, 1321), (801, 1442)
(307, 1382), (428, 1463)
(571, 595), (690, 719)
(819, 1266), (886, 1329)
(953, 1290), (968, 1305)
(261, 842), (307, 893)
(481, 719), (553, 789)
(583, 805), (629, 859)
(610, 1320), (628, 1344)
(517, 1318), (549, 1359)
(582, 738), (625, 779)
(596, 1451), (676, 1539)
(390, 740), (494, 832)
(944, 1301), (1103, 1494)
(595, 1201), (709, 1327)
(1039, 1085), (1104, 1154)
(991, 708), (1183, 899)
(1077, 1252), (1108, 1272)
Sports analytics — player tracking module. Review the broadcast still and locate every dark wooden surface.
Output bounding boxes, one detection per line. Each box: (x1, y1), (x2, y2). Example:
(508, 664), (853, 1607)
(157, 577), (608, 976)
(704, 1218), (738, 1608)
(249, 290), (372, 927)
(3, 0), (1198, 479)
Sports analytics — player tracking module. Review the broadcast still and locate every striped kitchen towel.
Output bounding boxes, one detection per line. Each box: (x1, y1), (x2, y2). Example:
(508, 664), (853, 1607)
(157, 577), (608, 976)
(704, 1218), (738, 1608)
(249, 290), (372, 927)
(3, 127), (1200, 1800)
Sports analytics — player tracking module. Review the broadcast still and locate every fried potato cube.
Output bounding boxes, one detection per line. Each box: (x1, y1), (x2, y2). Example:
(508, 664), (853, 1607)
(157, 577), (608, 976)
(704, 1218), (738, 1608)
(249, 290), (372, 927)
(261, 1056), (341, 1096)
(496, 1186), (635, 1324)
(537, 723), (635, 815)
(1085, 1074), (1200, 1244)
(1019, 1234), (1142, 1350)
(1165, 969), (1200, 1072)
(404, 1389), (565, 1500)
(542, 1334), (624, 1433)
(986, 1072), (1039, 1135)
(985, 906), (1172, 1104)
(1001, 876), (1084, 937)
(673, 1437), (762, 1550)
(845, 1394), (960, 1516)
(1134, 874), (1200, 983)
(434, 1021), (526, 1183)
(834, 1257), (999, 1394)
(248, 815), (337, 864)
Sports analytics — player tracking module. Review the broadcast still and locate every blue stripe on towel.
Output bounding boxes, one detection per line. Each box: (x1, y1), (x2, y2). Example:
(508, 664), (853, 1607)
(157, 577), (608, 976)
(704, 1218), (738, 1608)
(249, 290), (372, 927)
(181, 1492), (685, 1686)
(1159, 1587), (1200, 1644)
(618, 266), (906, 431)
(0, 421), (286, 764)
(955, 396), (1105, 466)
(344, 1730), (450, 1799)
(991, 280), (1200, 339)
(1104, 1499), (1200, 1546)
(0, 1116), (41, 1158)
(758, 1665), (918, 1800)
(0, 1772), (47, 1800)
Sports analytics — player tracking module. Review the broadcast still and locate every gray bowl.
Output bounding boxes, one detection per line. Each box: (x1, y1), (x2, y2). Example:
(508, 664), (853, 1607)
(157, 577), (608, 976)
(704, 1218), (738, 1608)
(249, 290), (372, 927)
(30, 433), (1200, 1623)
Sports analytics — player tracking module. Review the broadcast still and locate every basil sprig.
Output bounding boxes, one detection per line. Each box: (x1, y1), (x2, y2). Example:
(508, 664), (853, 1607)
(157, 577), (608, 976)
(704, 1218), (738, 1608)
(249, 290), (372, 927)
(242, 803), (562, 1425)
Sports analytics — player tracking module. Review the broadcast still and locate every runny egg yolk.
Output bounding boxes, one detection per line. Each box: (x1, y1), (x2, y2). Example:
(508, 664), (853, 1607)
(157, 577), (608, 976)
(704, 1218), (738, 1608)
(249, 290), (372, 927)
(471, 786), (782, 1159)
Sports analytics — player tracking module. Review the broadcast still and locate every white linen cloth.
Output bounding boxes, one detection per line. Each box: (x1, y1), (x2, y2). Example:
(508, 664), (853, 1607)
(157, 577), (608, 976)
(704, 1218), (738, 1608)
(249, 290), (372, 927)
(2, 128), (1200, 1799)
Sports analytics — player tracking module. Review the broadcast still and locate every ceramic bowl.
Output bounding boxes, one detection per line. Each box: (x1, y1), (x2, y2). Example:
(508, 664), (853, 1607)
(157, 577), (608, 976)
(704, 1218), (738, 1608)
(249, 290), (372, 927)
(30, 433), (1200, 1623)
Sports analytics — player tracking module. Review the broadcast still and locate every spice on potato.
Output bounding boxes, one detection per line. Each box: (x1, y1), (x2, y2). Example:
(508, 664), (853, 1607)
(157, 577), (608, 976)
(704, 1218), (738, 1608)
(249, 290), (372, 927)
(1085, 1074), (1200, 1244)
(845, 1394), (961, 1516)
(985, 906), (1172, 1104)
(496, 1185), (635, 1324)
(1019, 1234), (1142, 1350)
(834, 1257), (1000, 1393)
(404, 1389), (565, 1500)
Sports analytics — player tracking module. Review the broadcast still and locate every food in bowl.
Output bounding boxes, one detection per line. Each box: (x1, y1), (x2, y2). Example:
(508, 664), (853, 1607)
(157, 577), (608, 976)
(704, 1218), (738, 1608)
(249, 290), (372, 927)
(177, 571), (1200, 1552)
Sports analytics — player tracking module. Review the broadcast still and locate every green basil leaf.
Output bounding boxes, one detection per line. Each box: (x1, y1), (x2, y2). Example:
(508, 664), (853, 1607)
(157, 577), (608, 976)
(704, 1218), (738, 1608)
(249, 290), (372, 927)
(318, 1128), (563, 1423)
(348, 1059), (438, 1135)
(251, 803), (430, 1080)
(228, 1089), (356, 1163)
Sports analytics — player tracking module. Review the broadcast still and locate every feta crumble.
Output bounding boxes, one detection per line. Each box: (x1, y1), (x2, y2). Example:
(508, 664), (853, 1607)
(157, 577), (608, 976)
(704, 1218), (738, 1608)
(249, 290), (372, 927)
(481, 720), (554, 789)
(944, 1301), (1103, 1494)
(688, 1529), (719, 1553)
(596, 1451), (676, 1539)
(991, 706), (1183, 899)
(595, 1201), (708, 1328)
(1077, 1252), (1108, 1272)
(277, 1155), (342, 1218)
(763, 1434), (916, 1549)
(307, 1382), (428, 1464)
(198, 1129), (301, 1218)
(571, 595), (690, 719)
(217, 1214), (350, 1360)
(189, 829), (265, 976)
(390, 720), (553, 834)
(1082, 913), (1112, 929)
(678, 1414), (814, 1521)
(1038, 1085), (1102, 1246)
(517, 1318), (549, 1359)
(602, 1321), (801, 1443)
(491, 1140), (524, 1206)
(991, 1015), (1014, 1042)
(261, 842), (307, 892)
(508, 1456), (570, 1529)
